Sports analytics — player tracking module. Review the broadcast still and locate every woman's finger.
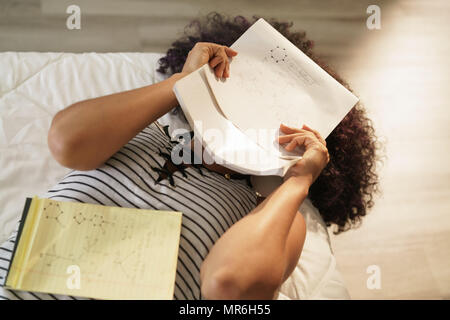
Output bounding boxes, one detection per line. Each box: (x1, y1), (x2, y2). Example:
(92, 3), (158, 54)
(209, 55), (222, 68)
(215, 60), (226, 78)
(207, 43), (223, 57)
(224, 47), (238, 57)
(302, 124), (326, 146)
(224, 59), (230, 77)
(284, 136), (309, 152)
(280, 123), (326, 147)
(207, 45), (235, 78)
(279, 132), (317, 147)
(278, 132), (306, 144)
(280, 123), (303, 135)
(222, 51), (230, 76)
(198, 43), (233, 61)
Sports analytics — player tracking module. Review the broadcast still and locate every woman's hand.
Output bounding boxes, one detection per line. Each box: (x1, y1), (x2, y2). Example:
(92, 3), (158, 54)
(181, 42), (238, 78)
(278, 123), (330, 186)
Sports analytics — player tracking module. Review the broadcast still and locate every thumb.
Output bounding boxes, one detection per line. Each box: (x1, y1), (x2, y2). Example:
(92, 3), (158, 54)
(224, 47), (238, 57)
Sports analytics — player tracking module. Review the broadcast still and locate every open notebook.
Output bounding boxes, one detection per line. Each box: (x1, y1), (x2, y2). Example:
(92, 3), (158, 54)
(173, 18), (358, 176)
(5, 196), (182, 300)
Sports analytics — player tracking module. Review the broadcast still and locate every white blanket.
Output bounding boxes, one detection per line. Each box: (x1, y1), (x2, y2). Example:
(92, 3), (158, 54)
(0, 52), (349, 299)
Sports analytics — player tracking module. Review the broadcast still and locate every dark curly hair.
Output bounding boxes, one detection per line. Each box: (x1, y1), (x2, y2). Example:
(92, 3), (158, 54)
(157, 12), (380, 233)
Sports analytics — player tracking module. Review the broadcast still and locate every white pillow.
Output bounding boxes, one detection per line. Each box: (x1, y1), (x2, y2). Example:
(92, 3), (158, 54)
(277, 198), (350, 299)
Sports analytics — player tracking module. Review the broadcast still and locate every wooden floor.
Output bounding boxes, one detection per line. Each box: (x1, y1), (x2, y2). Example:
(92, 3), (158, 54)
(1, 0), (449, 299)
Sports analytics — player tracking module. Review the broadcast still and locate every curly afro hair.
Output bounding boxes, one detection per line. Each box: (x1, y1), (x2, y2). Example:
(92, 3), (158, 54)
(157, 12), (380, 233)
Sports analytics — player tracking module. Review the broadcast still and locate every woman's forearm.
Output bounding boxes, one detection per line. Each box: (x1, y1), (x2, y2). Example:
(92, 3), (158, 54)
(200, 175), (311, 299)
(48, 72), (186, 170)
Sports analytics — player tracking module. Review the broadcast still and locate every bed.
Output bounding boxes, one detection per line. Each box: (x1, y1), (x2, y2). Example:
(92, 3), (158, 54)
(0, 52), (350, 299)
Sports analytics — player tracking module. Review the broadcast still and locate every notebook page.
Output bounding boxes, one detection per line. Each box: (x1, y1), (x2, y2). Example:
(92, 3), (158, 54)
(205, 18), (359, 157)
(9, 197), (182, 300)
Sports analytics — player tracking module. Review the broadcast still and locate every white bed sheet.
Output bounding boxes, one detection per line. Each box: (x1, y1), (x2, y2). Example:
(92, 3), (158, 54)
(0, 52), (349, 299)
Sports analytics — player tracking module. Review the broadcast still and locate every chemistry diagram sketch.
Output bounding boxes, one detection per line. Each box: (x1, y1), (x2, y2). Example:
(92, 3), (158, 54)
(21, 198), (181, 298)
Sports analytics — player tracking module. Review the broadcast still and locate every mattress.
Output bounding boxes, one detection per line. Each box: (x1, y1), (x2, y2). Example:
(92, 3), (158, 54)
(0, 52), (349, 299)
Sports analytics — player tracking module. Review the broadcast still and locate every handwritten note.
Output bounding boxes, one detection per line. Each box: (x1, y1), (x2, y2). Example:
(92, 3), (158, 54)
(6, 196), (182, 300)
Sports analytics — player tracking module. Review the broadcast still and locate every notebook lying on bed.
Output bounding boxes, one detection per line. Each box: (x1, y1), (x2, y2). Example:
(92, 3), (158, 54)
(4, 196), (182, 300)
(173, 18), (358, 176)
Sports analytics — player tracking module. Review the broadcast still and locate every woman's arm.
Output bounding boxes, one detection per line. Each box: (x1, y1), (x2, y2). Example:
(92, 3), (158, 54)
(200, 176), (309, 299)
(48, 42), (237, 171)
(200, 124), (330, 300)
(47, 73), (185, 170)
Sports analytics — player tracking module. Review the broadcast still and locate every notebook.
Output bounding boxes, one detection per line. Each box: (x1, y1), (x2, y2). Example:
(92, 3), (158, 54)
(5, 196), (182, 300)
(173, 18), (359, 176)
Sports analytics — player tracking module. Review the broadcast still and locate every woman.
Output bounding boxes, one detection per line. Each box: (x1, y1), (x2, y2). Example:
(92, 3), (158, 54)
(0, 13), (378, 300)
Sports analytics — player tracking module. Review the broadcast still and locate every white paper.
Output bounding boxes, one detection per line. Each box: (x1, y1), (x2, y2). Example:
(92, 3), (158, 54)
(205, 18), (359, 157)
(173, 66), (299, 176)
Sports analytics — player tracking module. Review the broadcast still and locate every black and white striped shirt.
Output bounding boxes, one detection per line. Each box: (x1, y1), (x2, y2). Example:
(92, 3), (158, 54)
(0, 122), (257, 300)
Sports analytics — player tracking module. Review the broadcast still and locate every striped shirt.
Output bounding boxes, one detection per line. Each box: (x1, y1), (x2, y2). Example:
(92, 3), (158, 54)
(0, 122), (257, 300)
